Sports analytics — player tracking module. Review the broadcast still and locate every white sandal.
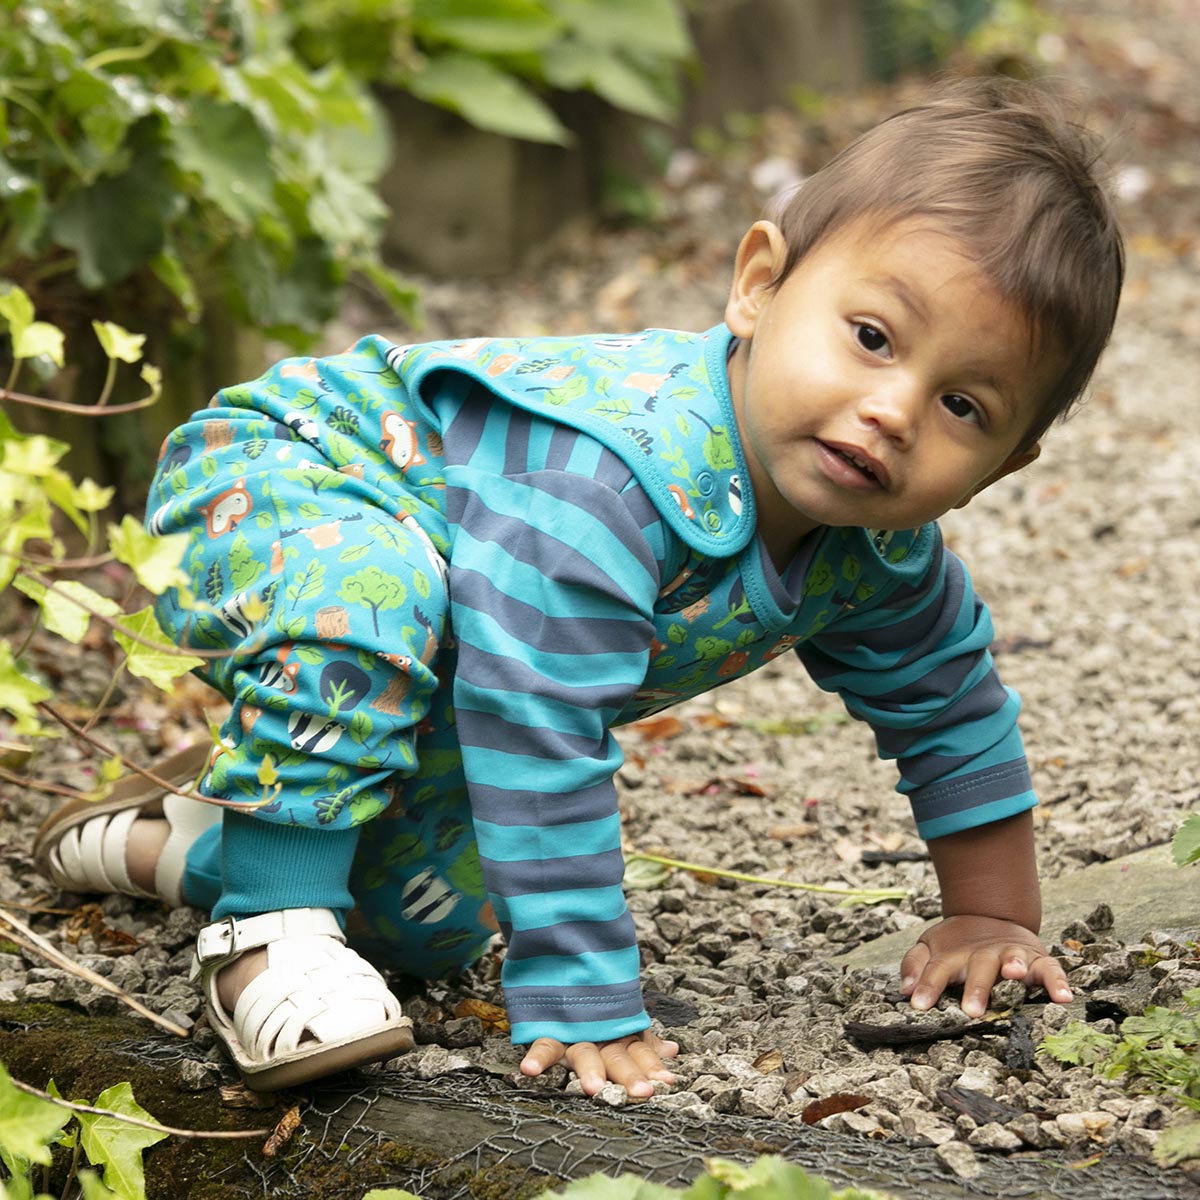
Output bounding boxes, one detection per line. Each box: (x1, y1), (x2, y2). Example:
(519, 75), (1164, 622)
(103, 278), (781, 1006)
(33, 741), (218, 907)
(191, 907), (414, 1091)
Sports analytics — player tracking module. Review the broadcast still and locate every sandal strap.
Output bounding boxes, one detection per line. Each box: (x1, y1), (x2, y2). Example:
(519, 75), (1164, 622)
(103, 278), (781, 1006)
(191, 907), (344, 978)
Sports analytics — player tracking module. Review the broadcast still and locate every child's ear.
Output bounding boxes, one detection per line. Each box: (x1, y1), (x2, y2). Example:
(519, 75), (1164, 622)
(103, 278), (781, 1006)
(954, 443), (1041, 509)
(725, 221), (789, 338)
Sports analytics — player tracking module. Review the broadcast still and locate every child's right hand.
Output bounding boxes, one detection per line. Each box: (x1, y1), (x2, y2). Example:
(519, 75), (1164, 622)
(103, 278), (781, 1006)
(520, 1030), (679, 1098)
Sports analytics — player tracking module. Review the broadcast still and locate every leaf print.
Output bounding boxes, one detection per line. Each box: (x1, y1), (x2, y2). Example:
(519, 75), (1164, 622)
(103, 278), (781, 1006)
(842, 554), (861, 582)
(804, 558), (835, 596)
(694, 635), (732, 661)
(229, 532), (265, 591)
(446, 841), (485, 896)
(339, 542), (371, 563)
(204, 560), (225, 605)
(288, 559), (326, 608)
(348, 708), (375, 744)
(675, 412), (691, 437)
(245, 438), (268, 459)
(591, 396), (633, 422)
(315, 787), (353, 825)
(329, 405), (360, 436)
(703, 428), (736, 471)
(667, 623), (688, 644)
(350, 793), (386, 824)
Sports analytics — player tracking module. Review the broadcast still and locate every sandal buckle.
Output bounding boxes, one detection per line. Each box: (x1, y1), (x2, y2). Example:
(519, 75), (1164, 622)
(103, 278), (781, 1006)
(193, 915), (239, 971)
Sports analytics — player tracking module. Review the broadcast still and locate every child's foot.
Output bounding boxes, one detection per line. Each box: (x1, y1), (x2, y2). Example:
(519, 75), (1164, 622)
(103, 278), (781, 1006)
(122, 818), (268, 1012)
(33, 741), (219, 907)
(193, 908), (414, 1091)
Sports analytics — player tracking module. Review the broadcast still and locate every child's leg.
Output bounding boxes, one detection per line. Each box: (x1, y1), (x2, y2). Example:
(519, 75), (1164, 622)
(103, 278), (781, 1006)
(146, 416), (448, 1085)
(346, 657), (497, 981)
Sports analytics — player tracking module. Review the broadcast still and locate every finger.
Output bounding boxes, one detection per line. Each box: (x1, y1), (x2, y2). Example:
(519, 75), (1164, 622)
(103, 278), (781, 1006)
(647, 1032), (681, 1061)
(908, 954), (962, 1012)
(959, 949), (1004, 1018)
(1022, 952), (1074, 1004)
(597, 1039), (660, 1098)
(624, 1037), (677, 1085)
(561, 1042), (609, 1095)
(900, 941), (932, 995)
(520, 1037), (566, 1078)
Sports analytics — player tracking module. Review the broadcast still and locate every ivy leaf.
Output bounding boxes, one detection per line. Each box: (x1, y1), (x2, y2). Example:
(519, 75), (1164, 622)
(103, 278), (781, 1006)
(1172, 813), (1200, 867)
(0, 642), (53, 734)
(0, 1062), (71, 1167)
(540, 42), (677, 122)
(112, 607), (204, 689)
(107, 515), (190, 594)
(12, 576), (121, 644)
(92, 321), (145, 364)
(407, 52), (569, 144)
(51, 141), (180, 288)
(546, 1174), (681, 1199)
(363, 1191), (425, 1200)
(1038, 1022), (1114, 1066)
(169, 98), (277, 228)
(1155, 1118), (1200, 1167)
(550, 0), (692, 58)
(74, 1081), (168, 1200)
(414, 0), (562, 55)
(77, 1170), (121, 1200)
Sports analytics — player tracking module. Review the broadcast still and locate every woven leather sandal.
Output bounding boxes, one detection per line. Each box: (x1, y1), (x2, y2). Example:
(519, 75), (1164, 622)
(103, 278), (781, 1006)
(191, 907), (414, 1090)
(33, 740), (217, 907)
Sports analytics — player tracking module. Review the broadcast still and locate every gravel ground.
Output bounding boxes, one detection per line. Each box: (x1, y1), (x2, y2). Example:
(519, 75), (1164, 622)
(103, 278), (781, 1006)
(3, 0), (1198, 1189)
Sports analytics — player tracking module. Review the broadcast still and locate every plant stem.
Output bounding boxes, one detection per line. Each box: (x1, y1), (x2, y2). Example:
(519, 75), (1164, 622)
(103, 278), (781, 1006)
(9, 1077), (271, 1139)
(626, 851), (907, 903)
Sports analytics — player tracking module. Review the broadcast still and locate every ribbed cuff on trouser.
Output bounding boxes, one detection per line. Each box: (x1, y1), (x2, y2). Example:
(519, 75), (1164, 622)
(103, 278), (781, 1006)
(183, 810), (359, 924)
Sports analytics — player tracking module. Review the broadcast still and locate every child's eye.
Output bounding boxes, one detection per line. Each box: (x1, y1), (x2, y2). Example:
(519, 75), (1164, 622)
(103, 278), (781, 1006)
(853, 322), (891, 357)
(941, 394), (982, 425)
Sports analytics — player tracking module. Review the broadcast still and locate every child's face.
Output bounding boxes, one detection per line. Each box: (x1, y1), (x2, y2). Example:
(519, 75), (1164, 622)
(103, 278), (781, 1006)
(724, 215), (1060, 561)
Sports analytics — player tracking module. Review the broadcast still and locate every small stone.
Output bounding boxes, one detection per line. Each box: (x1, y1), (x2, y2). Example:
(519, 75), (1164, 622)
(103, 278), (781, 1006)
(967, 1122), (1023, 1151)
(595, 1082), (628, 1107)
(1083, 903), (1114, 932)
(1055, 1111), (1118, 1145)
(654, 1091), (715, 1120)
(898, 1110), (956, 1145)
(401, 1044), (474, 1079)
(177, 1059), (221, 1091)
(1008, 1113), (1048, 1147)
(952, 1065), (999, 1095)
(987, 979), (1027, 1009)
(934, 1141), (981, 1179)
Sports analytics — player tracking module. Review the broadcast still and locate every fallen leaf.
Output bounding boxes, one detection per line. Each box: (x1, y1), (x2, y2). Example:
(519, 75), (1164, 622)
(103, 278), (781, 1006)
(801, 1093), (870, 1124)
(753, 1048), (784, 1073)
(262, 1104), (302, 1157)
(219, 1083), (279, 1110)
(631, 715), (685, 741)
(768, 823), (820, 840)
(454, 998), (510, 1035)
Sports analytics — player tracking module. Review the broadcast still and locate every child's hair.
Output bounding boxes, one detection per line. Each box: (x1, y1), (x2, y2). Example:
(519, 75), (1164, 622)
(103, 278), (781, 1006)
(770, 76), (1125, 450)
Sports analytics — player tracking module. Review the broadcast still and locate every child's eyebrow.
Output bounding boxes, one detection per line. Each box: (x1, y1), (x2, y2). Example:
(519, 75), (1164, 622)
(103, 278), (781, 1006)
(868, 275), (931, 324)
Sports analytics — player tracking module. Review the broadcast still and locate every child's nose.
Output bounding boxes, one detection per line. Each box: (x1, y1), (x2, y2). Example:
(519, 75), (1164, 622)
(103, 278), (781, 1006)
(855, 379), (923, 445)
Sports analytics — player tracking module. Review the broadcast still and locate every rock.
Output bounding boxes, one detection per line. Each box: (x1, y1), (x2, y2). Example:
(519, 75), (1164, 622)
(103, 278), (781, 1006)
(898, 1110), (956, 1145)
(967, 1122), (1023, 1151)
(1055, 1111), (1119, 1145)
(177, 1058), (221, 1091)
(934, 1140), (982, 1179)
(400, 1044), (475, 1079)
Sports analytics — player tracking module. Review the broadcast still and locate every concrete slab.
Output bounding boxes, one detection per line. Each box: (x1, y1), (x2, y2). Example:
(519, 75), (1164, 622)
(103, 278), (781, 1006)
(836, 842), (1200, 972)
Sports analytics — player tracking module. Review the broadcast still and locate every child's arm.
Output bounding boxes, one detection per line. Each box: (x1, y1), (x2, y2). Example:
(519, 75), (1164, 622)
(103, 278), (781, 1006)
(898, 809), (1073, 1017)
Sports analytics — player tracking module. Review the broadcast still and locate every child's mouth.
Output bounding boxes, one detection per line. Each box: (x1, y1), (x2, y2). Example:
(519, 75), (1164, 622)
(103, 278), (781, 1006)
(819, 441), (886, 488)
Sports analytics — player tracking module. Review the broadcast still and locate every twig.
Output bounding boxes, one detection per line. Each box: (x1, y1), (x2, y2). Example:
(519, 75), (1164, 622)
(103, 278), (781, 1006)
(0, 906), (188, 1037)
(626, 851), (908, 904)
(0, 765), (94, 801)
(0, 385), (156, 415)
(8, 1077), (271, 1139)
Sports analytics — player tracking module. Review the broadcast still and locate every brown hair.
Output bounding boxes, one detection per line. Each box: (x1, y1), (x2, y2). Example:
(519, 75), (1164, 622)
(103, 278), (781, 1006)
(770, 77), (1125, 449)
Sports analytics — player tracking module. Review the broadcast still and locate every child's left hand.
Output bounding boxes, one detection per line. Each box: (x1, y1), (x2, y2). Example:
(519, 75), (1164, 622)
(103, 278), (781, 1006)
(899, 913), (1074, 1018)
(519, 1031), (679, 1098)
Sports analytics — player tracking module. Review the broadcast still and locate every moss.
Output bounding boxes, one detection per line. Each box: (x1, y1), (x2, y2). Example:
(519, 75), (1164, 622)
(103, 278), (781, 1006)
(0, 1001), (276, 1199)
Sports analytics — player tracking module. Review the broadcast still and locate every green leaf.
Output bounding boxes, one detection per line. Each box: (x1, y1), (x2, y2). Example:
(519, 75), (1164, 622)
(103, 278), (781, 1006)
(112, 607), (204, 689)
(108, 516), (190, 594)
(1155, 1118), (1200, 1167)
(543, 1174), (681, 1199)
(540, 43), (677, 121)
(75, 1081), (168, 1200)
(0, 286), (35, 340)
(92, 321), (145, 364)
(51, 141), (181, 288)
(77, 1170), (120, 1200)
(1038, 1022), (1115, 1066)
(1, 434), (68, 476)
(407, 52), (569, 144)
(549, 0), (692, 58)
(0, 1062), (71, 1167)
(363, 1190), (426, 1200)
(623, 855), (669, 891)
(12, 577), (122, 644)
(169, 98), (278, 227)
(414, 0), (563, 54)
(1172, 813), (1200, 866)
(0, 641), (54, 734)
